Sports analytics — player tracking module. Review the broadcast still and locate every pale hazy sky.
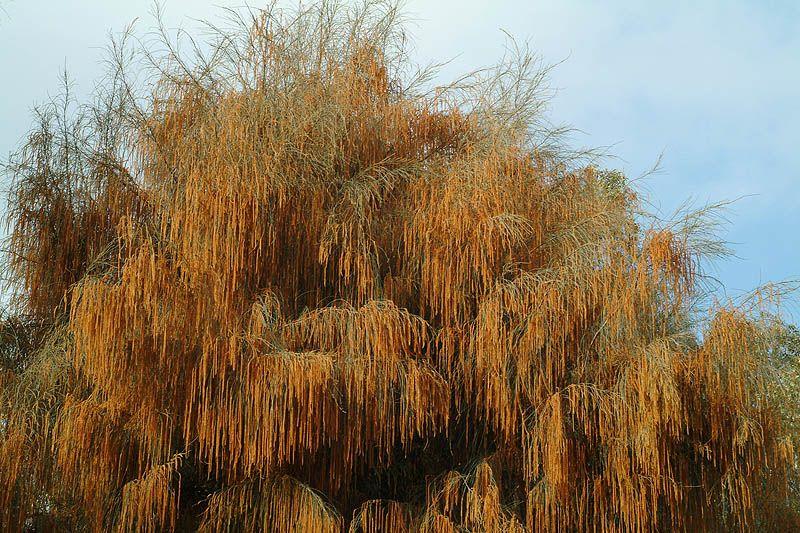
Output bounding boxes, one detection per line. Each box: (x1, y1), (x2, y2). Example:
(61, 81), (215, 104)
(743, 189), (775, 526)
(1, 1), (798, 302)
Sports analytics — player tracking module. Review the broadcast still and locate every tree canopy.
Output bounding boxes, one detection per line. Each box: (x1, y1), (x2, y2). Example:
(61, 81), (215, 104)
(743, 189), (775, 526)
(1, 1), (799, 531)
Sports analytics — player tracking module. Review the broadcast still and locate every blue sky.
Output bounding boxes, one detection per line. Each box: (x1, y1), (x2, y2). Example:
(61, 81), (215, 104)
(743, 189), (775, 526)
(1, 1), (797, 307)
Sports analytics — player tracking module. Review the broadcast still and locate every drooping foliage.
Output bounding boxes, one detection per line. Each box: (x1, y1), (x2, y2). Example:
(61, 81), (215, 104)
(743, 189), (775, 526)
(1, 2), (799, 531)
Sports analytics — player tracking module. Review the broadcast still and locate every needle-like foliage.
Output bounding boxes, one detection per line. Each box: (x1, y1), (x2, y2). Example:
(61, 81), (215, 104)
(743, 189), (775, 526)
(1, 1), (799, 531)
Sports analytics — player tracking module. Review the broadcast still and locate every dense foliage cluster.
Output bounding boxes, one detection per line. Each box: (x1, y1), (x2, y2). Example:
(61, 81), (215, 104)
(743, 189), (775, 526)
(1, 2), (799, 531)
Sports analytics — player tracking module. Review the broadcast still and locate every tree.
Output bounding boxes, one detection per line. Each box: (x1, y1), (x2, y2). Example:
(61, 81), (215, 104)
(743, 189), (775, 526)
(1, 2), (798, 531)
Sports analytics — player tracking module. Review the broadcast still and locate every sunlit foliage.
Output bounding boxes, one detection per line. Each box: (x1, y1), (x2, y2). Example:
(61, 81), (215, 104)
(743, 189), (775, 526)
(1, 1), (799, 531)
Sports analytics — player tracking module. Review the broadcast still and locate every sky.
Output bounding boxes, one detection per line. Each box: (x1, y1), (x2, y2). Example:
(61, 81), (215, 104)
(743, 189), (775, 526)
(0, 0), (798, 308)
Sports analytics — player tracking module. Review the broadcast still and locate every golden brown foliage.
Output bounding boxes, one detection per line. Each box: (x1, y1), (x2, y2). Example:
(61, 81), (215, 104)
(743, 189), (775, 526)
(1, 1), (799, 531)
